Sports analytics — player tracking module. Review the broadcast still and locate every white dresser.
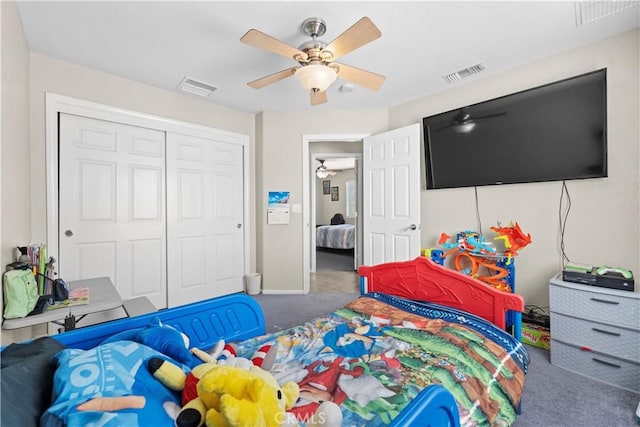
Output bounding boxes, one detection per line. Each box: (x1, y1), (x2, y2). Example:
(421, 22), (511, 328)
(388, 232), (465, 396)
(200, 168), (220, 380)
(549, 275), (639, 392)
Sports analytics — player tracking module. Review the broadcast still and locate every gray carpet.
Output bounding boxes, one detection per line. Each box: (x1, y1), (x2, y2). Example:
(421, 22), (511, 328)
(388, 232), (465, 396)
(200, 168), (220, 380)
(316, 248), (355, 271)
(250, 292), (639, 427)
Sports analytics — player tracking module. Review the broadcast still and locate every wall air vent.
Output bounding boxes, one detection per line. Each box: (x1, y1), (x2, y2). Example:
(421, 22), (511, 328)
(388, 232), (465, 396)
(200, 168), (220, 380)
(442, 63), (487, 84)
(177, 77), (219, 98)
(574, 1), (637, 26)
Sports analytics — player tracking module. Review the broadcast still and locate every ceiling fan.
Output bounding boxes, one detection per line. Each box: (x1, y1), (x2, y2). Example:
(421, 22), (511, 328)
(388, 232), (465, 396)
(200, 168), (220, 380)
(240, 16), (386, 105)
(433, 108), (507, 133)
(316, 160), (337, 179)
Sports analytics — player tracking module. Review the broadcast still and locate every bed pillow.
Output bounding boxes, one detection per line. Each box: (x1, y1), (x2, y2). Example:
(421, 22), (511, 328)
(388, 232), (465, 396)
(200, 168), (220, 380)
(330, 213), (345, 225)
(1, 337), (66, 427)
(40, 340), (188, 427)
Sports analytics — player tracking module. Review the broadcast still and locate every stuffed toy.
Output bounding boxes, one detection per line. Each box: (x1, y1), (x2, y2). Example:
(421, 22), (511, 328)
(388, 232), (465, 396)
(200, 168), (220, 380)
(150, 359), (299, 427)
(41, 319), (219, 426)
(102, 317), (202, 368)
(149, 338), (343, 427)
(197, 365), (300, 427)
(148, 340), (278, 409)
(41, 340), (191, 427)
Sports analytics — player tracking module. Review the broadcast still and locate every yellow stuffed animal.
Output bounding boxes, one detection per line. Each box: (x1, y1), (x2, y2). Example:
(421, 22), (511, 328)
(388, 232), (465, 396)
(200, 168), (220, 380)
(196, 365), (299, 427)
(150, 356), (345, 427)
(151, 358), (299, 427)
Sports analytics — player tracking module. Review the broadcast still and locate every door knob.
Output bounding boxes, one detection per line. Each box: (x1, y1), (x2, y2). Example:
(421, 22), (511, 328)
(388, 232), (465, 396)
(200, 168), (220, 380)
(237, 224), (242, 229)
(408, 224), (419, 231)
(65, 229), (74, 237)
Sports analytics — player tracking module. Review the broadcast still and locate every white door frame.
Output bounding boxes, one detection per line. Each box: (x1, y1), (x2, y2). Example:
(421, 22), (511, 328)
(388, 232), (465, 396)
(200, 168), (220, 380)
(302, 133), (367, 293)
(45, 93), (251, 279)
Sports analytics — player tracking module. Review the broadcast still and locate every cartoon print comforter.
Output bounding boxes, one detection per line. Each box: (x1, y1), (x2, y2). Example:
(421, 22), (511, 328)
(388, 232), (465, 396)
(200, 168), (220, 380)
(234, 293), (529, 427)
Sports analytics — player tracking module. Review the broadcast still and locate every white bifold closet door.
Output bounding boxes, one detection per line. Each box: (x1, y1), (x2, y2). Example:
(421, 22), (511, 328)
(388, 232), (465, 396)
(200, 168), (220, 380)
(166, 133), (244, 307)
(59, 113), (245, 309)
(59, 113), (167, 308)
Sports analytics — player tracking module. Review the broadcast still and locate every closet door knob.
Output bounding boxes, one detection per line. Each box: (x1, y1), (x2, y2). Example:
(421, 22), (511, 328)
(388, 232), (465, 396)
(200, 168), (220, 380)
(65, 229), (74, 237)
(237, 224), (242, 229)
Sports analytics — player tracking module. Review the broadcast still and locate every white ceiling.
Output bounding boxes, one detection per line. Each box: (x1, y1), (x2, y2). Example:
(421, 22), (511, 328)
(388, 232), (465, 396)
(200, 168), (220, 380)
(316, 157), (356, 171)
(15, 1), (639, 114)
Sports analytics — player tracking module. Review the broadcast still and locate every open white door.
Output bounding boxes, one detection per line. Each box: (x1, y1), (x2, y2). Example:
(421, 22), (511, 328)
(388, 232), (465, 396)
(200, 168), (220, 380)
(363, 123), (422, 265)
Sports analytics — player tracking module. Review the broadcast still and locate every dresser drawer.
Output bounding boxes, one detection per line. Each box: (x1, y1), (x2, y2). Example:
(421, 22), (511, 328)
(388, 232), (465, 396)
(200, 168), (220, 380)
(550, 340), (640, 393)
(549, 281), (639, 328)
(551, 312), (640, 362)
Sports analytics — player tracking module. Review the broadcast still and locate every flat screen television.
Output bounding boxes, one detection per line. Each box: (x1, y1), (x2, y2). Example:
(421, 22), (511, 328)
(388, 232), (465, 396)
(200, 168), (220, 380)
(423, 69), (607, 189)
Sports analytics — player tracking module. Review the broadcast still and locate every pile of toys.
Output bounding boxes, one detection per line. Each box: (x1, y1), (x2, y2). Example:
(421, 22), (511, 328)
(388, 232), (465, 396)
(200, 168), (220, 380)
(425, 222), (532, 293)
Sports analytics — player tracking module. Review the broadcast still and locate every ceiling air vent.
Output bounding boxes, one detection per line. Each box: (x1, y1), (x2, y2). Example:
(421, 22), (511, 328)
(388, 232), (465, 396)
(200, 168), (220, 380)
(442, 63), (487, 84)
(177, 77), (218, 98)
(574, 1), (637, 26)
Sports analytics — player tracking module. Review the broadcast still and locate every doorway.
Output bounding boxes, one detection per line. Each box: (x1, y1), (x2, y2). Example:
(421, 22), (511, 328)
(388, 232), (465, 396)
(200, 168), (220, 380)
(302, 134), (366, 294)
(302, 125), (422, 294)
(313, 156), (358, 275)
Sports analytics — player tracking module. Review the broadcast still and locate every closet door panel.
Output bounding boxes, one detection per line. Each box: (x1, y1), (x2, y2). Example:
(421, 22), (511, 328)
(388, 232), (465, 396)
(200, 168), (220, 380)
(59, 113), (167, 308)
(167, 133), (244, 307)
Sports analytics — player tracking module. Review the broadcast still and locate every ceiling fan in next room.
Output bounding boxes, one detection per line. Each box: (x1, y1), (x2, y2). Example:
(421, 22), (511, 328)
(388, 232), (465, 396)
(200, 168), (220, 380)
(240, 17), (386, 105)
(316, 160), (337, 179)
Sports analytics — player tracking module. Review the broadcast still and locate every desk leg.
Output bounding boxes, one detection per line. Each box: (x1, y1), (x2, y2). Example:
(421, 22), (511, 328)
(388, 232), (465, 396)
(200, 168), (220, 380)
(64, 315), (76, 331)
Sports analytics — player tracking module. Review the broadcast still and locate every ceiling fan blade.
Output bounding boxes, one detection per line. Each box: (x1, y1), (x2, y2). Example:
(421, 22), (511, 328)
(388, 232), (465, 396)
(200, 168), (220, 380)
(430, 123), (452, 132)
(247, 67), (298, 89)
(310, 90), (328, 105)
(335, 63), (385, 91)
(474, 112), (507, 120)
(240, 29), (308, 61)
(323, 17), (381, 61)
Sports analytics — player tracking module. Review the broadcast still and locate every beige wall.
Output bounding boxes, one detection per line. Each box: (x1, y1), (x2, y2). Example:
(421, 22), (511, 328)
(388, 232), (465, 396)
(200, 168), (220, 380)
(1, 1), (30, 270)
(390, 29), (640, 308)
(316, 169), (356, 226)
(258, 109), (388, 292)
(1, 1), (46, 343)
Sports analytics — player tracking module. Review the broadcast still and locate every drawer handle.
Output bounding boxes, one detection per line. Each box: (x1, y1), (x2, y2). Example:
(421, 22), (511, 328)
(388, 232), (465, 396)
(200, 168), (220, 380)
(592, 358), (621, 369)
(589, 297), (619, 305)
(592, 327), (621, 337)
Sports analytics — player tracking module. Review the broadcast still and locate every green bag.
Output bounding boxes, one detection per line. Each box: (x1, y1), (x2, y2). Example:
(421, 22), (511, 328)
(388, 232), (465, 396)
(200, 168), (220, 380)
(3, 269), (39, 319)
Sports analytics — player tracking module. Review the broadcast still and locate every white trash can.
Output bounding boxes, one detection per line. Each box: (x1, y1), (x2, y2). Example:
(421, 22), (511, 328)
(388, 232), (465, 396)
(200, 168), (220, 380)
(245, 273), (262, 295)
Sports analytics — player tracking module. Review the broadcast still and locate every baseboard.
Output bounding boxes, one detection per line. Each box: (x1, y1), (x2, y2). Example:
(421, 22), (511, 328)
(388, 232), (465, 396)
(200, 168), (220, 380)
(260, 289), (306, 295)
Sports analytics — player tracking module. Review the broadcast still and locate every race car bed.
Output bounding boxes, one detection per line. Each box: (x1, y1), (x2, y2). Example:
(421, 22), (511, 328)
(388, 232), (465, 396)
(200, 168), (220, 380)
(5, 257), (528, 427)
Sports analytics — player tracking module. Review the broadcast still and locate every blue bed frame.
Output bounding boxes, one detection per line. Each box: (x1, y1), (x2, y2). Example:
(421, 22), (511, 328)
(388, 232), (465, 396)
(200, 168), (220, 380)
(50, 292), (461, 427)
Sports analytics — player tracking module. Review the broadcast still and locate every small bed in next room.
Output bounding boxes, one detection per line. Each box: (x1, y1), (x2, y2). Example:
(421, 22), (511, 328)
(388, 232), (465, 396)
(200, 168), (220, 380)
(316, 223), (356, 249)
(4, 257), (528, 427)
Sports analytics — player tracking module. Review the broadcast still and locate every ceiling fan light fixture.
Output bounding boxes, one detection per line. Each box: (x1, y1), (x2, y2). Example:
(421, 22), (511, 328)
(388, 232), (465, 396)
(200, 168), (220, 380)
(295, 63), (337, 92)
(316, 168), (329, 179)
(453, 121), (476, 133)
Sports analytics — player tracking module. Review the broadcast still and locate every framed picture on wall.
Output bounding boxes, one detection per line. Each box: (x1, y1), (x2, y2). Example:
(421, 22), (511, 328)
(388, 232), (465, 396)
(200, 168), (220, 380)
(323, 180), (331, 195)
(331, 186), (339, 201)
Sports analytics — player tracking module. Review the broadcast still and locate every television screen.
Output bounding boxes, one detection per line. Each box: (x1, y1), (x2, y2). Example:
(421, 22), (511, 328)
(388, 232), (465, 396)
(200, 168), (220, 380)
(423, 69), (607, 189)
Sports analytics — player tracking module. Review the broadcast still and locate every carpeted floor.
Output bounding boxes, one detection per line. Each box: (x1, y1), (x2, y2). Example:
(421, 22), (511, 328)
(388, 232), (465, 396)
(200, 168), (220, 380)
(315, 247), (355, 271)
(250, 292), (640, 427)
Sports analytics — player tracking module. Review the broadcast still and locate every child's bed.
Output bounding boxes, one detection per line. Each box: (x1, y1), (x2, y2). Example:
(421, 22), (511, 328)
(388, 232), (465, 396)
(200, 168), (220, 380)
(3, 257), (528, 427)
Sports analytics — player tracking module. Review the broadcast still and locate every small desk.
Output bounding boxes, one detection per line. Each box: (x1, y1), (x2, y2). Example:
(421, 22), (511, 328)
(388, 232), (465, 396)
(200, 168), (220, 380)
(2, 277), (122, 331)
